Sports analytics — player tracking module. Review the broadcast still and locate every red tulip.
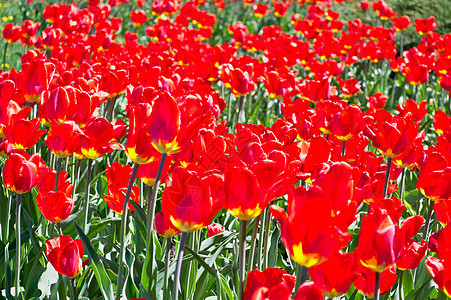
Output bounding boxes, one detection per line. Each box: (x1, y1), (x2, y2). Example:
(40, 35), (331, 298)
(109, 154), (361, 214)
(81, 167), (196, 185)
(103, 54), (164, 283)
(105, 162), (140, 214)
(2, 152), (38, 194)
(148, 91), (181, 154)
(415, 16), (438, 35)
(357, 207), (423, 272)
(4, 118), (46, 150)
(270, 186), (350, 268)
(416, 152), (451, 200)
(360, 1), (370, 10)
(137, 155), (170, 186)
(161, 166), (223, 232)
(243, 268), (296, 300)
(20, 59), (55, 103)
(354, 264), (398, 297)
(2, 23), (22, 44)
(253, 3), (268, 18)
(224, 166), (262, 220)
(46, 235), (84, 278)
(39, 86), (74, 125)
(125, 103), (159, 164)
(392, 16), (411, 31)
(207, 223), (225, 237)
(45, 121), (82, 158)
(425, 257), (451, 298)
(130, 10), (148, 27)
(154, 212), (181, 238)
(37, 169), (72, 197)
(220, 64), (256, 97)
(396, 240), (427, 270)
(79, 118), (121, 159)
(372, 0), (396, 21)
(293, 281), (323, 300)
(434, 199), (451, 226)
(309, 251), (358, 298)
(337, 78), (362, 98)
(37, 191), (74, 223)
(364, 111), (418, 158)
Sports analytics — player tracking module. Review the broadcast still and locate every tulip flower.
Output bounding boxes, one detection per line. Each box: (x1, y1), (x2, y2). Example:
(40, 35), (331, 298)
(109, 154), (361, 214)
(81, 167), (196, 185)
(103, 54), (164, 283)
(207, 223), (225, 237)
(224, 166), (262, 221)
(393, 16), (412, 31)
(2, 23), (22, 44)
(161, 166), (222, 232)
(293, 281), (323, 300)
(148, 91), (181, 155)
(37, 191), (74, 223)
(20, 59), (55, 103)
(154, 212), (181, 238)
(125, 103), (158, 164)
(130, 10), (148, 27)
(358, 208), (423, 272)
(46, 235), (85, 278)
(45, 121), (82, 158)
(396, 240), (427, 270)
(4, 118), (46, 150)
(79, 117), (121, 159)
(416, 152), (451, 201)
(425, 257), (451, 298)
(3, 152), (38, 194)
(415, 16), (438, 35)
(354, 264), (398, 298)
(309, 251), (358, 298)
(40, 86), (74, 125)
(270, 186), (350, 268)
(105, 162), (140, 214)
(243, 268), (296, 300)
(364, 111), (418, 158)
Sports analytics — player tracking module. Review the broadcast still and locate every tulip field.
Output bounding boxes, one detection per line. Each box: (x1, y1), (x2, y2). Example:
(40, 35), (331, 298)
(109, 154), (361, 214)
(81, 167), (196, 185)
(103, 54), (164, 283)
(2, 0), (451, 299)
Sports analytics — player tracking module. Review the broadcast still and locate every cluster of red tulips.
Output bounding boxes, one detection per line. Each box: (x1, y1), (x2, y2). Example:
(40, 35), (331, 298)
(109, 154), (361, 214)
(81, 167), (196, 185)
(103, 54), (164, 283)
(1, 0), (451, 299)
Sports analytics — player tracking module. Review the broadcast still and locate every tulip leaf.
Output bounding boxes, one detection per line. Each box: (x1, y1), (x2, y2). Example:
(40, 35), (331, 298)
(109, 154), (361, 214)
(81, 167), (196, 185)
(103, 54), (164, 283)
(268, 226), (280, 268)
(185, 245), (216, 276)
(140, 230), (158, 299)
(403, 270), (414, 298)
(129, 200), (147, 227)
(75, 223), (114, 300)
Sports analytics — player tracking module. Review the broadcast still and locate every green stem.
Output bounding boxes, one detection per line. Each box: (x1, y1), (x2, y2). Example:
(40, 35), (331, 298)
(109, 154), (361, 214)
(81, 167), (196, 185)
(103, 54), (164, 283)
(164, 238), (171, 300)
(383, 157), (392, 198)
(116, 163), (139, 299)
(262, 208), (271, 269)
(423, 198), (434, 240)
(400, 32), (404, 57)
(82, 159), (92, 232)
(295, 265), (308, 291)
(173, 232), (188, 300)
(54, 157), (62, 192)
(248, 215), (260, 271)
(374, 271), (381, 300)
(398, 270), (404, 299)
(146, 153), (168, 239)
(107, 95), (118, 122)
(399, 168), (406, 203)
(342, 140), (346, 157)
(15, 193), (22, 300)
(237, 95), (244, 125)
(2, 42), (8, 69)
(239, 220), (248, 300)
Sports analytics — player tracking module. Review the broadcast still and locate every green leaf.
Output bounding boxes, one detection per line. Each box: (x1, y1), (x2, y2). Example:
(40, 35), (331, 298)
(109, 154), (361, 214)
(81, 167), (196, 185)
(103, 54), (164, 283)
(403, 270), (414, 298)
(140, 230), (158, 299)
(185, 245), (216, 276)
(75, 223), (114, 300)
